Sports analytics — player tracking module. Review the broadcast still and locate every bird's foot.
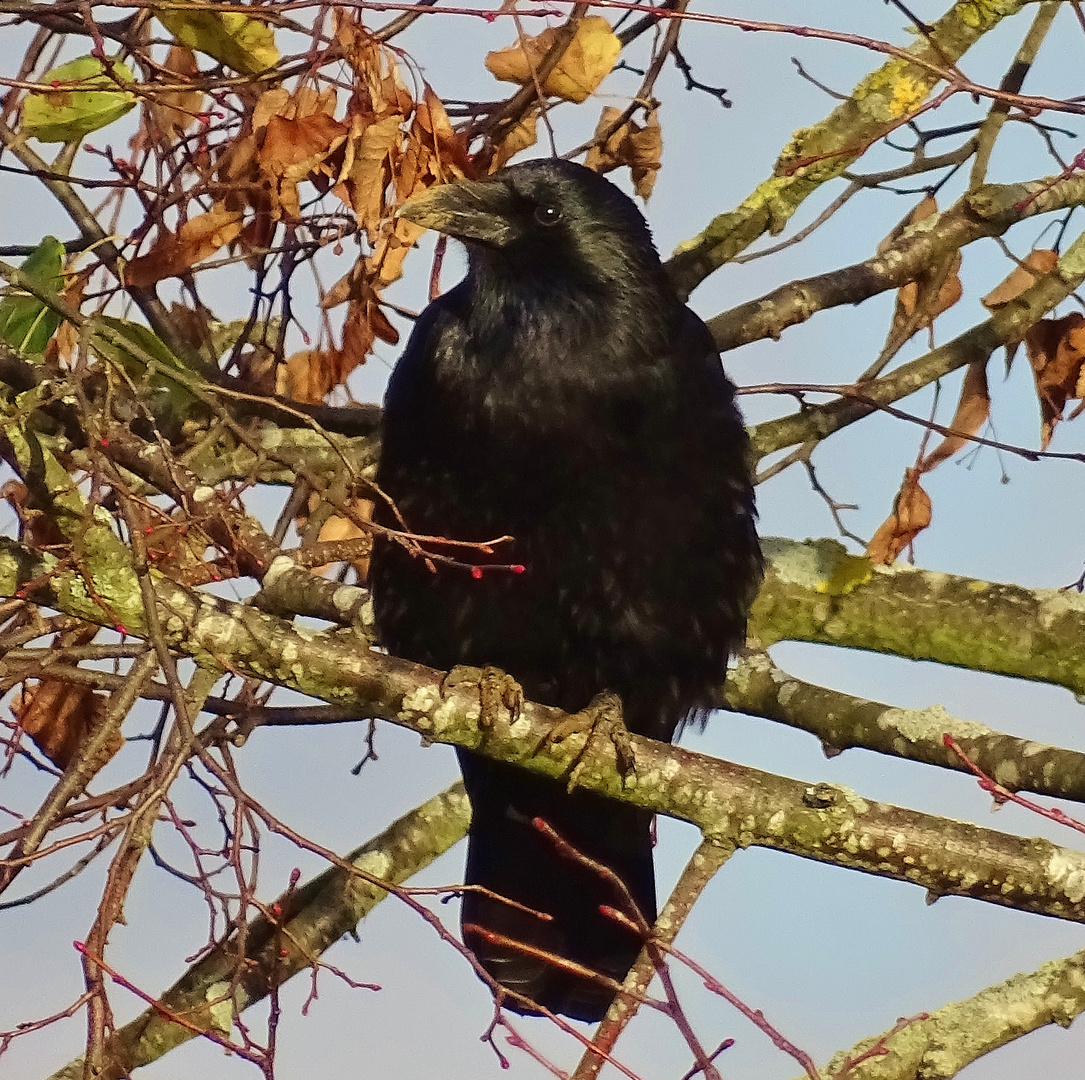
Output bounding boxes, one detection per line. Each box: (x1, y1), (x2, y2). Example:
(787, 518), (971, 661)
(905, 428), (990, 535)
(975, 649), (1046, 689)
(442, 665), (524, 731)
(541, 691), (635, 792)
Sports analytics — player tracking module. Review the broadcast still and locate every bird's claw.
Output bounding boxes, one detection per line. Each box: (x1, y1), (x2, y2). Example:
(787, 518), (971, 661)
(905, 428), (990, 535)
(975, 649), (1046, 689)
(541, 691), (635, 792)
(442, 665), (524, 730)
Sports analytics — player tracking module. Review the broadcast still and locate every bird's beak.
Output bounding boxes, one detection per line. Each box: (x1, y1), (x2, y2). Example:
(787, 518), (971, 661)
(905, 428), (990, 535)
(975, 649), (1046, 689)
(396, 177), (518, 248)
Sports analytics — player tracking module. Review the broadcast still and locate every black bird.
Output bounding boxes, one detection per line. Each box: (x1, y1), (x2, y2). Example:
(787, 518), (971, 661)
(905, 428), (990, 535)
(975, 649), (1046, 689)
(370, 159), (761, 1022)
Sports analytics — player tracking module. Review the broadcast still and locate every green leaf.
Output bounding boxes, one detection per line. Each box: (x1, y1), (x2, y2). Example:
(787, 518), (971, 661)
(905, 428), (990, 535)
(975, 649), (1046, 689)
(93, 316), (201, 418)
(91, 317), (205, 428)
(0, 236), (65, 357)
(158, 9), (279, 75)
(93, 317), (190, 376)
(22, 55), (137, 144)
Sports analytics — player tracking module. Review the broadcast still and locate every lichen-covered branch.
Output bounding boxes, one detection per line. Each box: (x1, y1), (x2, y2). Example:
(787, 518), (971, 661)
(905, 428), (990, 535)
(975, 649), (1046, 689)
(44, 783), (470, 1080)
(707, 175), (1085, 354)
(255, 554), (374, 635)
(749, 221), (1085, 458)
(5, 534), (1085, 927)
(727, 651), (1085, 803)
(752, 536), (1085, 697)
(801, 946), (1085, 1080)
(665, 0), (1032, 296)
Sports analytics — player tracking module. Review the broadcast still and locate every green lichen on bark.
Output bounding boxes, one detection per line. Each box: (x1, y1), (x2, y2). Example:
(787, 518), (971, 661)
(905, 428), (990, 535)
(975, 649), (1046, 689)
(807, 946), (1085, 1079)
(753, 537), (1085, 696)
(666, 0), (1031, 295)
(47, 784), (471, 1080)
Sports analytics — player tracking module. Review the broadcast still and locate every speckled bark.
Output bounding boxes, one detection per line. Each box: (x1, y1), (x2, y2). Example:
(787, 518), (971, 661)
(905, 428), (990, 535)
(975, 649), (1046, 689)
(804, 946), (1085, 1080)
(753, 537), (1085, 697)
(46, 783), (471, 1080)
(182, 420), (378, 488)
(666, 0), (1032, 296)
(727, 651), (1085, 802)
(256, 554), (375, 636)
(5, 535), (1085, 929)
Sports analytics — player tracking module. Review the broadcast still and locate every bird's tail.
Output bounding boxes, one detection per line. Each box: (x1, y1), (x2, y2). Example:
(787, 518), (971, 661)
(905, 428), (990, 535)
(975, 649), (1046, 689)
(457, 750), (656, 1022)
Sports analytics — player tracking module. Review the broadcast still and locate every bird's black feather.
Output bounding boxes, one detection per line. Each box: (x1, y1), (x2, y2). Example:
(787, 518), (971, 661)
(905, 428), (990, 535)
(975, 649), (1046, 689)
(371, 160), (760, 1021)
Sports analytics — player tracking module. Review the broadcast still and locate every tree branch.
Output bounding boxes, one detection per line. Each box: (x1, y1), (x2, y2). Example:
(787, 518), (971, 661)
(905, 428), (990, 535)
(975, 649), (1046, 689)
(706, 175), (1085, 355)
(43, 783), (471, 1080)
(727, 651), (1085, 804)
(748, 220), (1085, 458)
(801, 945), (1085, 1080)
(665, 0), (1033, 296)
(5, 533), (1085, 928)
(751, 536), (1085, 698)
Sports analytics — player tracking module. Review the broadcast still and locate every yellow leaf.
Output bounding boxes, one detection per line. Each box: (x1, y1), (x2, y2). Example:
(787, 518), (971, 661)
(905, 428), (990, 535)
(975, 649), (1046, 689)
(488, 112), (539, 172)
(22, 55), (136, 143)
(485, 16), (620, 104)
(158, 7), (278, 76)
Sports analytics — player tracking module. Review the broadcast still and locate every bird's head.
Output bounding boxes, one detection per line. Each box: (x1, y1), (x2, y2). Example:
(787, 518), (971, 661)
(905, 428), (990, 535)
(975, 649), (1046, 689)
(396, 159), (665, 293)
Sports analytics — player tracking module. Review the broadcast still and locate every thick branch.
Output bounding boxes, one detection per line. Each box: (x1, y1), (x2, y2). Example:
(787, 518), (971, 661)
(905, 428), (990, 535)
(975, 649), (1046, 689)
(802, 946), (1085, 1080)
(665, 0), (1032, 295)
(45, 783), (470, 1080)
(727, 651), (1085, 803)
(5, 535), (1085, 927)
(752, 536), (1085, 698)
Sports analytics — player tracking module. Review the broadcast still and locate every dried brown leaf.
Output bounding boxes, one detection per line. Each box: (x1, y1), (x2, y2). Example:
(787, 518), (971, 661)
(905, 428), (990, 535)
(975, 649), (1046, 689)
(2, 478), (63, 548)
(125, 203), (244, 286)
(336, 17), (413, 115)
(283, 348), (343, 404)
(414, 85), (470, 180)
(335, 113), (405, 242)
(314, 498), (374, 577)
(145, 45), (203, 146)
(1023, 312), (1085, 448)
(882, 197), (962, 342)
(254, 87), (348, 220)
(366, 216), (425, 290)
(890, 251), (962, 340)
(144, 517), (214, 580)
(16, 679), (115, 771)
(982, 249), (1059, 309)
(867, 468), (932, 565)
(585, 105), (663, 198)
(876, 194), (938, 256)
(919, 359), (991, 471)
(235, 344), (277, 395)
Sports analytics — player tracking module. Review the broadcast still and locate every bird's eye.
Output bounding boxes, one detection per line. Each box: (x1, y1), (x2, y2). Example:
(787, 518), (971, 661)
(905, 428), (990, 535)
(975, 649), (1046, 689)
(534, 204), (563, 227)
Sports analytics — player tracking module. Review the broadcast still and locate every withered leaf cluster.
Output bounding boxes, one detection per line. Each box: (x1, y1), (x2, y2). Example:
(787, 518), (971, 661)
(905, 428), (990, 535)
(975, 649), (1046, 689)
(585, 105), (662, 199)
(869, 242), (1071, 564)
(127, 14), (479, 404)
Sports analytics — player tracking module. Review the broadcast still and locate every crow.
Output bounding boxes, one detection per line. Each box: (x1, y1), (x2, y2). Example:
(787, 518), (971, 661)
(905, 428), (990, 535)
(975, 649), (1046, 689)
(370, 159), (761, 1022)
